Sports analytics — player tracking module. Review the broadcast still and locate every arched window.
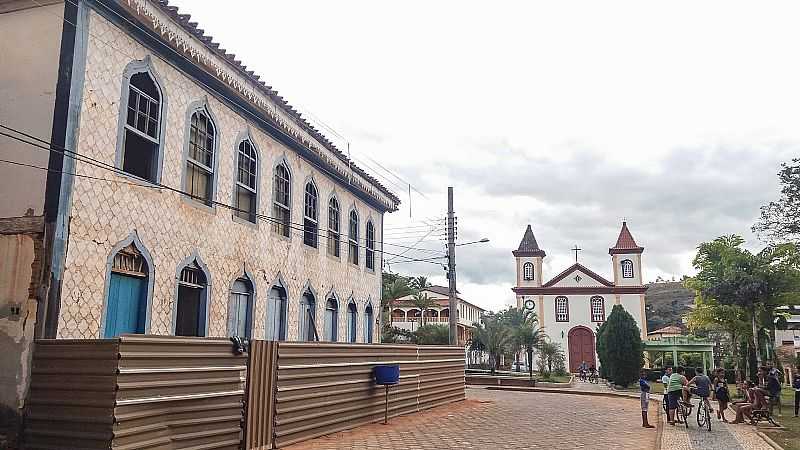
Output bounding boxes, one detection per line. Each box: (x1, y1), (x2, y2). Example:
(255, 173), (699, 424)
(555, 296), (569, 322)
(366, 220), (375, 270)
(621, 259), (634, 279)
(228, 277), (253, 338)
(298, 290), (317, 341)
(176, 259), (209, 336)
(303, 181), (318, 247)
(364, 303), (374, 343)
(104, 242), (150, 337)
(121, 71), (162, 181)
(327, 197), (340, 257)
(235, 140), (258, 223)
(348, 210), (359, 266)
(324, 297), (338, 342)
(523, 262), (534, 281)
(273, 163), (291, 237)
(590, 296), (605, 322)
(266, 284), (288, 341)
(185, 109), (215, 204)
(347, 300), (358, 343)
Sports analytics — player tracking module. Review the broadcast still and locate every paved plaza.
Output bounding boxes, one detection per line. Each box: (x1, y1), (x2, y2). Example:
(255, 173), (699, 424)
(286, 386), (778, 450)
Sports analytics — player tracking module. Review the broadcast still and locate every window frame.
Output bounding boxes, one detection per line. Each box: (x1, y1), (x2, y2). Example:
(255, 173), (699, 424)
(348, 208), (360, 266)
(232, 137), (259, 225)
(621, 259), (634, 279)
(172, 252), (211, 337)
(365, 219), (375, 271)
(266, 283), (288, 341)
(555, 296), (569, 322)
(324, 296), (339, 342)
(115, 58), (166, 184)
(590, 296), (605, 323)
(364, 302), (374, 343)
(303, 180), (319, 248)
(228, 275), (255, 338)
(523, 262), (534, 281)
(272, 161), (292, 238)
(347, 300), (358, 343)
(327, 196), (341, 257)
(182, 102), (218, 208)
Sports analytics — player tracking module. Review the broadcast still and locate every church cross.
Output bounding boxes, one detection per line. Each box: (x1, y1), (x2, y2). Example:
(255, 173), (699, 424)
(572, 244), (582, 262)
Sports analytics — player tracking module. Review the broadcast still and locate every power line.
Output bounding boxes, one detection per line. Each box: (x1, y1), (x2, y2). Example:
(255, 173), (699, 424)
(0, 123), (447, 263)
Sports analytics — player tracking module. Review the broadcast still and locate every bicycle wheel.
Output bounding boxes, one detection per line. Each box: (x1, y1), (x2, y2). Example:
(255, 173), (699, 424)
(705, 403), (712, 431)
(696, 401), (706, 428)
(680, 405), (689, 428)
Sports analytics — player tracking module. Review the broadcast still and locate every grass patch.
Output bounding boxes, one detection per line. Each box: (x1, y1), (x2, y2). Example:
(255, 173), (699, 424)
(761, 386), (799, 450)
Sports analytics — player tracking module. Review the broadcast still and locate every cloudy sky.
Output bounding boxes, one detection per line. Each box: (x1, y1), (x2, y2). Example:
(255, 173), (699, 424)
(173, 0), (798, 312)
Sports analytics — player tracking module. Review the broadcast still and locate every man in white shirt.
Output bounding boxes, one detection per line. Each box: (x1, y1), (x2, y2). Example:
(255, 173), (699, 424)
(661, 367), (673, 393)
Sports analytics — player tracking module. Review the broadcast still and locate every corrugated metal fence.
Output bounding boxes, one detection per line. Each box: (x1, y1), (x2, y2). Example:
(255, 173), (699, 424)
(23, 338), (465, 449)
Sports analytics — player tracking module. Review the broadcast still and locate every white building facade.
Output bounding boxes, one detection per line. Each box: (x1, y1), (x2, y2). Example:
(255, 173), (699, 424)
(512, 223), (648, 372)
(390, 286), (485, 346)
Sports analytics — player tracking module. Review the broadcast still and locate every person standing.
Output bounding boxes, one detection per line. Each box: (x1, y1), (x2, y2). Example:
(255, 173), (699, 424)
(793, 366), (800, 418)
(713, 368), (730, 422)
(666, 366), (688, 425)
(639, 369), (655, 428)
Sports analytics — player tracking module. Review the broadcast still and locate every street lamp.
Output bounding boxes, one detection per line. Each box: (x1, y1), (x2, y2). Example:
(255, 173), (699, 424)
(455, 238), (490, 247)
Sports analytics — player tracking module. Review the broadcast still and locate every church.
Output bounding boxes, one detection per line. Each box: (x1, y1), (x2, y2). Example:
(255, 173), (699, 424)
(511, 222), (648, 373)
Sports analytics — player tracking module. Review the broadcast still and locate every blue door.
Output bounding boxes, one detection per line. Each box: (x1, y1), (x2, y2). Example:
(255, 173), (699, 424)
(104, 273), (146, 338)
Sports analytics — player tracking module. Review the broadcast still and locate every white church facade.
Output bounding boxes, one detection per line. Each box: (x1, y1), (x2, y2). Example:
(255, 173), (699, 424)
(512, 222), (648, 373)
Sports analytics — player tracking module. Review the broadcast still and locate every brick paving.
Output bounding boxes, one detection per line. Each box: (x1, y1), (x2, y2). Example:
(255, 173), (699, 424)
(285, 387), (659, 449)
(659, 399), (773, 450)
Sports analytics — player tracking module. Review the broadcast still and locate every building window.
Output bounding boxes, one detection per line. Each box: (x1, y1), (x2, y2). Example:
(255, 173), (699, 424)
(122, 72), (161, 181)
(273, 163), (291, 237)
(176, 261), (208, 336)
(555, 296), (569, 322)
(366, 220), (375, 271)
(523, 262), (534, 281)
(364, 303), (374, 343)
(347, 300), (358, 343)
(235, 140), (257, 223)
(348, 209), (359, 266)
(621, 259), (634, 278)
(104, 242), (149, 338)
(266, 285), (288, 341)
(327, 197), (340, 257)
(303, 181), (318, 247)
(324, 297), (338, 342)
(299, 291), (317, 341)
(590, 296), (605, 322)
(229, 277), (253, 338)
(185, 110), (215, 204)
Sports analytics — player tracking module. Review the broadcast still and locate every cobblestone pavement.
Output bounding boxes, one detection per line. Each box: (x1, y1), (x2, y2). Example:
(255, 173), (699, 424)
(286, 387), (659, 450)
(659, 401), (773, 450)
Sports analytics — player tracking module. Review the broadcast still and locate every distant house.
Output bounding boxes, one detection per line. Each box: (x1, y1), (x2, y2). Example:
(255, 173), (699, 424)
(390, 285), (486, 346)
(647, 325), (684, 341)
(775, 305), (800, 384)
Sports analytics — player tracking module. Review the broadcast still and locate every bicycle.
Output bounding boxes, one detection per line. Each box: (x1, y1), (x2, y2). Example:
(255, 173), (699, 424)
(578, 371), (587, 382)
(672, 395), (692, 428)
(588, 372), (598, 384)
(750, 396), (779, 427)
(696, 396), (712, 431)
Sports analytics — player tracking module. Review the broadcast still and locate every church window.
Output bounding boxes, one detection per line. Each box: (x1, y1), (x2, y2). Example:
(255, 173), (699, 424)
(621, 259), (634, 278)
(523, 262), (534, 281)
(555, 296), (569, 322)
(590, 296), (605, 322)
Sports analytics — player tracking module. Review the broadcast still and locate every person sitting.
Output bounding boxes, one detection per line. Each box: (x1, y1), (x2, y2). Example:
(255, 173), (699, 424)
(731, 381), (767, 424)
(762, 366), (782, 417)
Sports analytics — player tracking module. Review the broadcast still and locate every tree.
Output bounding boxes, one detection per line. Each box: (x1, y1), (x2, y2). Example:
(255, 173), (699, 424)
(684, 294), (750, 373)
(409, 292), (437, 327)
(409, 276), (431, 291)
(414, 324), (450, 345)
(497, 308), (544, 379)
(470, 314), (511, 375)
(754, 158), (800, 244)
(381, 274), (412, 324)
(596, 304), (644, 386)
(537, 341), (566, 377)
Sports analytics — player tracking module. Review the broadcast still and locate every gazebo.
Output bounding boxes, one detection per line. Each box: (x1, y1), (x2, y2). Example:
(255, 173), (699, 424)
(644, 336), (715, 373)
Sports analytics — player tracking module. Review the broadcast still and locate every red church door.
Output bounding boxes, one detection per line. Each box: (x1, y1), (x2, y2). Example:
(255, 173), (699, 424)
(567, 326), (596, 373)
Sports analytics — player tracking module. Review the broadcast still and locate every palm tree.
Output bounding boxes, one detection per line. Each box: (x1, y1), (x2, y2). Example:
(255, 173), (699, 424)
(382, 277), (412, 324)
(471, 314), (511, 374)
(410, 292), (437, 326)
(538, 340), (566, 376)
(409, 276), (431, 292)
(500, 308), (541, 371)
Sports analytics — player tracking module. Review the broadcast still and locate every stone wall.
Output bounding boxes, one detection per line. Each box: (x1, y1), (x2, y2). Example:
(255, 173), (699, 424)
(56, 10), (384, 342)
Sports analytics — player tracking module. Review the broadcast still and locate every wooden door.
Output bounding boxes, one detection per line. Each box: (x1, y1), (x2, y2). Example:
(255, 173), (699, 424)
(567, 326), (596, 372)
(104, 273), (146, 338)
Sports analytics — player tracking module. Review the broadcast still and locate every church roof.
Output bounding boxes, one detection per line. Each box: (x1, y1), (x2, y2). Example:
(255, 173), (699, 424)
(609, 221), (644, 255)
(543, 263), (614, 287)
(513, 225), (546, 257)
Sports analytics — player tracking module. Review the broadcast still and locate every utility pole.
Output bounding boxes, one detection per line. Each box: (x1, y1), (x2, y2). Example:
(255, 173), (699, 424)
(447, 187), (458, 346)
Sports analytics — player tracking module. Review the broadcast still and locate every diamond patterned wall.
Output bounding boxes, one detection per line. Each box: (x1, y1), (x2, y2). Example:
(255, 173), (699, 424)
(57, 11), (383, 342)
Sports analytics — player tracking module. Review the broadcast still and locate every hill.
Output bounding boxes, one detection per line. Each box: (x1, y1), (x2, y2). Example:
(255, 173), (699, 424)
(644, 281), (696, 333)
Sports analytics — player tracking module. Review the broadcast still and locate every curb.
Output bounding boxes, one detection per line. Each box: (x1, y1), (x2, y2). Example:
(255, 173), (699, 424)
(474, 384), (643, 401)
(756, 430), (786, 450)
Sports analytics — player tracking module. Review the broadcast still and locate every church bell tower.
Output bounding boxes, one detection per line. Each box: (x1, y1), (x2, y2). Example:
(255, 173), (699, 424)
(609, 221), (644, 286)
(513, 225), (546, 308)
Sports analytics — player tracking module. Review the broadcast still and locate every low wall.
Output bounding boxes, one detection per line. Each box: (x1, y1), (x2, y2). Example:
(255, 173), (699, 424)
(24, 336), (247, 449)
(247, 341), (466, 449)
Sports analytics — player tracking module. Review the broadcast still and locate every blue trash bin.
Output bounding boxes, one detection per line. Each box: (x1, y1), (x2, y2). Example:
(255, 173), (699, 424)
(373, 364), (400, 385)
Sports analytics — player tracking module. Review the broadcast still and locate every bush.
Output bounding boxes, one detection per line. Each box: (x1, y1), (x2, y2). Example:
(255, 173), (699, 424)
(414, 324), (450, 345)
(596, 305), (644, 386)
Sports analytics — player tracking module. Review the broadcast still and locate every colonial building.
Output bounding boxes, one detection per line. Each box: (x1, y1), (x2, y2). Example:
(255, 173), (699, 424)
(0, 0), (399, 431)
(511, 223), (648, 372)
(390, 285), (486, 346)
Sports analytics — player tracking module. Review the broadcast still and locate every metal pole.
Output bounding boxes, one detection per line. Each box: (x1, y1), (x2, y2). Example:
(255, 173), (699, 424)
(384, 385), (389, 424)
(447, 187), (458, 346)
